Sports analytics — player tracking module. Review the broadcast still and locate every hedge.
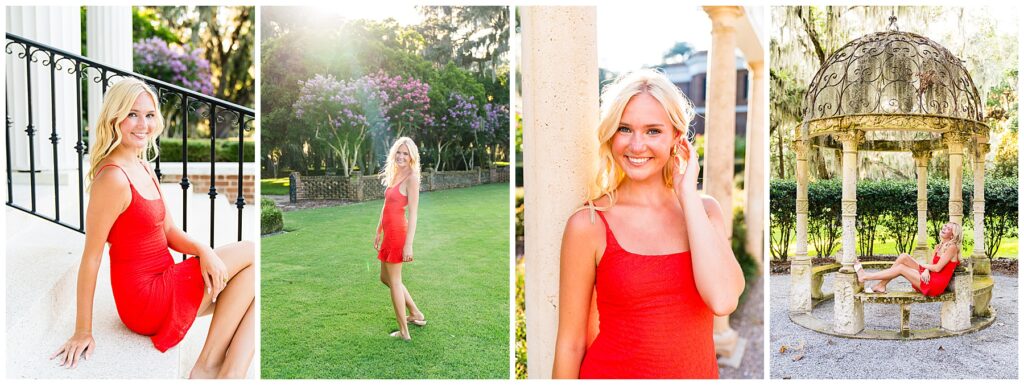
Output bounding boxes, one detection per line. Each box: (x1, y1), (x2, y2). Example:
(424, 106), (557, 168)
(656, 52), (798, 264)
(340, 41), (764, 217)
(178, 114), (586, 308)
(158, 138), (255, 163)
(769, 178), (1017, 260)
(261, 198), (284, 235)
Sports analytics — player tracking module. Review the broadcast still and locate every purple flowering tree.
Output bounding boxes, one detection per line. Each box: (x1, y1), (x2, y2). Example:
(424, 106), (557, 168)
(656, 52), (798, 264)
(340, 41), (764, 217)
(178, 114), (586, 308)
(426, 92), (481, 171)
(481, 102), (510, 164)
(294, 74), (388, 176)
(133, 37), (214, 95)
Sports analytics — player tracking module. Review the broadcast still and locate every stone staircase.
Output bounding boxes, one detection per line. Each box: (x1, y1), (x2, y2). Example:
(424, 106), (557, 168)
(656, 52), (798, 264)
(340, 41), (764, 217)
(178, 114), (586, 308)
(5, 182), (255, 378)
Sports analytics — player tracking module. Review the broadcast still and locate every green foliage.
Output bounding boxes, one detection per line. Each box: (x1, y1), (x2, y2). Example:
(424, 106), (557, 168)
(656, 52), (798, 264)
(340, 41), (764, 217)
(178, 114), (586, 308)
(260, 198), (284, 235)
(157, 138), (254, 162)
(770, 178), (1018, 258)
(731, 209), (760, 305)
(515, 259), (527, 379)
(994, 131), (1017, 178)
(132, 7), (181, 44)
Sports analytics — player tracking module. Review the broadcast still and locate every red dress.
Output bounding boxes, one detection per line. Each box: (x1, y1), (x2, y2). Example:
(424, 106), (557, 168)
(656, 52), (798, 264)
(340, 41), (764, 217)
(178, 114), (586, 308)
(377, 176), (409, 264)
(578, 210), (718, 379)
(916, 251), (958, 296)
(100, 163), (205, 352)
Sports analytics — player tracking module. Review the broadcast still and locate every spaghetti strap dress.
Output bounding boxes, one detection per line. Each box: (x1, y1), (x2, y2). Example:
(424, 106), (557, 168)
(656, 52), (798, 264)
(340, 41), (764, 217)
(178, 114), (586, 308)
(99, 162), (205, 352)
(578, 210), (718, 379)
(377, 175), (410, 264)
(916, 251), (958, 297)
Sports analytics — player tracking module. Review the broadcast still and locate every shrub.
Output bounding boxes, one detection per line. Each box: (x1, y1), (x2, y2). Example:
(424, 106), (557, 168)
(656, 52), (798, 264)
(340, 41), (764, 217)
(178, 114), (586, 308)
(217, 140), (256, 163)
(157, 138), (212, 162)
(769, 179), (795, 260)
(261, 198), (284, 235)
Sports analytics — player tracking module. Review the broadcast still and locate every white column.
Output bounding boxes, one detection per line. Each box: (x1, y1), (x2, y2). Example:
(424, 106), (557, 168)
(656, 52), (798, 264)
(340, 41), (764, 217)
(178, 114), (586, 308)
(85, 6), (133, 151)
(521, 6), (598, 379)
(790, 138), (812, 313)
(743, 60), (765, 263)
(6, 6), (81, 172)
(912, 149), (931, 259)
(702, 6), (742, 237)
(972, 141), (988, 260)
(946, 134), (965, 225)
(833, 130), (863, 335)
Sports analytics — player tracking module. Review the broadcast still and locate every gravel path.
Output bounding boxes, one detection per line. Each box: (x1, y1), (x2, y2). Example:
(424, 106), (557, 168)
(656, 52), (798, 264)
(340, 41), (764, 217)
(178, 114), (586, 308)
(769, 273), (1018, 379)
(720, 275), (765, 379)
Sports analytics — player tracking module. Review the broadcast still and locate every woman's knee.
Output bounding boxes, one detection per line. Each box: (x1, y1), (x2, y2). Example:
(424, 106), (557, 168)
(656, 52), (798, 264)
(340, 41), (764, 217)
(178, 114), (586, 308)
(380, 273), (390, 287)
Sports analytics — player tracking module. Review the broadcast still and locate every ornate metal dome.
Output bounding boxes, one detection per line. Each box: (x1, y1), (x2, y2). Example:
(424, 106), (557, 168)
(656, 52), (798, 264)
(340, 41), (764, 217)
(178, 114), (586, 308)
(799, 20), (988, 151)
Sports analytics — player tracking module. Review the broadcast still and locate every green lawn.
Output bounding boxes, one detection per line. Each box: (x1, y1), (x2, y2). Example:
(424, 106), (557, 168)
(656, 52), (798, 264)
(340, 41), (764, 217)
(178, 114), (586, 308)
(261, 177), (290, 196)
(261, 183), (510, 379)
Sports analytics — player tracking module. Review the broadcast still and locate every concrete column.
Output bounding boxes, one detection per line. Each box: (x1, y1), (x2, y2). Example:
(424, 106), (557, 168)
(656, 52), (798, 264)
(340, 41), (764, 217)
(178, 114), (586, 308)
(972, 141), (988, 261)
(945, 134), (965, 225)
(912, 149), (931, 260)
(743, 60), (765, 263)
(833, 130), (863, 335)
(521, 6), (598, 379)
(790, 138), (812, 313)
(702, 6), (742, 237)
(940, 271), (972, 331)
(5, 6), (82, 172)
(85, 6), (133, 150)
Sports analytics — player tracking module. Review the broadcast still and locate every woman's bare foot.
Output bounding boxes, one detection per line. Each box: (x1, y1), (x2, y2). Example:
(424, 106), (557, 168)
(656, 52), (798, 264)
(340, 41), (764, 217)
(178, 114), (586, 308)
(390, 330), (411, 341)
(870, 283), (887, 294)
(406, 311), (426, 326)
(189, 362), (220, 379)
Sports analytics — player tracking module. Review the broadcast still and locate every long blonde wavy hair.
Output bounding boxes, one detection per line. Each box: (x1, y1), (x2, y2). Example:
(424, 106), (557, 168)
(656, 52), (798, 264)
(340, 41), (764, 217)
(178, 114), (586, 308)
(87, 78), (164, 182)
(585, 69), (696, 207)
(379, 136), (420, 187)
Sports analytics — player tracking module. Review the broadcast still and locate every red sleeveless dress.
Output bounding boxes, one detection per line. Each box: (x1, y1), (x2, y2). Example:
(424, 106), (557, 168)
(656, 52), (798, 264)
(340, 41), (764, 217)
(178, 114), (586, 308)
(377, 176), (409, 264)
(100, 163), (205, 352)
(578, 210), (718, 379)
(916, 251), (958, 297)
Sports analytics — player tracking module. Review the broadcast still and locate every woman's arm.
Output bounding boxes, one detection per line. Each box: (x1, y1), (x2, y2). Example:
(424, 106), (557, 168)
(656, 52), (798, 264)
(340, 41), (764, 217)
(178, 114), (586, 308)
(141, 163), (227, 300)
(922, 245), (958, 272)
(674, 143), (744, 316)
(552, 210), (600, 379)
(51, 168), (131, 368)
(402, 178), (420, 261)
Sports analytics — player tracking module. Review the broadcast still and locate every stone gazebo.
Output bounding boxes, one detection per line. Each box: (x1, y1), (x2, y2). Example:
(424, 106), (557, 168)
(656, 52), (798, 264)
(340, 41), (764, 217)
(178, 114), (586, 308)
(788, 18), (996, 339)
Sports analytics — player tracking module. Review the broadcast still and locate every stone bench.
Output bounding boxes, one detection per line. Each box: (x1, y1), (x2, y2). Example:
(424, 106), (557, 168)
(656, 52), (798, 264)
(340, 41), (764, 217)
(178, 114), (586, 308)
(856, 290), (955, 338)
(810, 261), (890, 303)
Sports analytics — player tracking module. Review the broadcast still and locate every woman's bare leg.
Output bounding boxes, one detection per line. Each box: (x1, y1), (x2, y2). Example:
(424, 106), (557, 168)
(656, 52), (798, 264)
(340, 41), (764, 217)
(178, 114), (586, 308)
(218, 300), (255, 378)
(380, 263), (423, 320)
(861, 263), (921, 289)
(189, 240), (255, 378)
(384, 262), (411, 340)
(874, 254), (920, 291)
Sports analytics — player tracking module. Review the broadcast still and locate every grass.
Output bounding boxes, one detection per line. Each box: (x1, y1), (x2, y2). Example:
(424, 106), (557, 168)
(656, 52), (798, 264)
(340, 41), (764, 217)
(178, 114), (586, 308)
(261, 177), (290, 196)
(260, 183), (510, 379)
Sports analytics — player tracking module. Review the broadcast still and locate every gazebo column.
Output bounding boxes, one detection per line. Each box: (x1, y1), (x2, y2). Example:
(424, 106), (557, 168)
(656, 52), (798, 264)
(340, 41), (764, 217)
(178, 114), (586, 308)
(940, 133), (970, 331)
(912, 149), (931, 260)
(833, 131), (863, 335)
(789, 138), (812, 313)
(971, 140), (992, 317)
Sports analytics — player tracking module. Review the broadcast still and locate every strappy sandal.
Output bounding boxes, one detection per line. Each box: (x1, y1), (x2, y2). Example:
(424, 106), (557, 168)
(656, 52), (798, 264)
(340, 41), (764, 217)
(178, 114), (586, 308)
(389, 331), (411, 341)
(863, 285), (886, 294)
(407, 315), (427, 327)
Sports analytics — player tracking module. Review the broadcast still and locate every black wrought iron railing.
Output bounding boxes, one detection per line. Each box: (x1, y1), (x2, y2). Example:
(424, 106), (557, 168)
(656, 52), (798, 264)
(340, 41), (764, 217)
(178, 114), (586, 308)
(5, 33), (254, 258)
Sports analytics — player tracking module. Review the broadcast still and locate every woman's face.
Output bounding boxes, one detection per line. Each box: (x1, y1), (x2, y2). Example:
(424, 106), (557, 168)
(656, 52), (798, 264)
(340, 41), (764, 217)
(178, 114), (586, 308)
(117, 93), (157, 152)
(611, 93), (677, 183)
(395, 144), (411, 169)
(940, 223), (953, 240)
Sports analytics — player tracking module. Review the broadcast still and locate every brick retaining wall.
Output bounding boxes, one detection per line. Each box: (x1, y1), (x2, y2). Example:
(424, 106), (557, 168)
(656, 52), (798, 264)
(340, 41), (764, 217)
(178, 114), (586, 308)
(290, 166), (509, 202)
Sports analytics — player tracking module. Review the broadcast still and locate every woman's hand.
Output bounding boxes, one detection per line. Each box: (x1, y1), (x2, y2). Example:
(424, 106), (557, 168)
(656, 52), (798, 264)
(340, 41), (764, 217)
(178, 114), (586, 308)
(373, 231), (382, 251)
(402, 244), (414, 262)
(198, 249), (228, 302)
(672, 139), (699, 200)
(50, 331), (95, 369)
(921, 269), (931, 284)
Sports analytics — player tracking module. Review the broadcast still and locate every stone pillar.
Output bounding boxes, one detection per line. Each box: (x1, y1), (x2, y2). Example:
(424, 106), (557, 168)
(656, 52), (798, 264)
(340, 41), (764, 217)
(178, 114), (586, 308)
(940, 271), (972, 331)
(521, 6), (598, 379)
(912, 149), (932, 260)
(85, 6), (133, 150)
(790, 138), (812, 313)
(743, 60), (765, 263)
(702, 6), (742, 238)
(971, 141), (988, 264)
(833, 130), (863, 335)
(6, 6), (82, 172)
(945, 134), (965, 225)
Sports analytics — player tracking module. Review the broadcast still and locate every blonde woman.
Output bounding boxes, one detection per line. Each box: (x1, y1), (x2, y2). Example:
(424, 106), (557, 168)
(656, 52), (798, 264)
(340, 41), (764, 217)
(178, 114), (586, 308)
(855, 222), (962, 295)
(374, 137), (425, 341)
(50, 79), (255, 378)
(552, 69), (744, 379)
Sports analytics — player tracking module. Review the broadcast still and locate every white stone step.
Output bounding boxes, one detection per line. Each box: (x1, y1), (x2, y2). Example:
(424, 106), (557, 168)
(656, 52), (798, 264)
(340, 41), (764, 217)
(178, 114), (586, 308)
(5, 182), (255, 379)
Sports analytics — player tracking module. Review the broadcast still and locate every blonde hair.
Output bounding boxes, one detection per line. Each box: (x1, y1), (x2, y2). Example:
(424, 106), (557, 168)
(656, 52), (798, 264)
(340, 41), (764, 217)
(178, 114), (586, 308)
(379, 136), (420, 187)
(88, 78), (164, 182)
(586, 68), (696, 206)
(943, 222), (963, 248)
